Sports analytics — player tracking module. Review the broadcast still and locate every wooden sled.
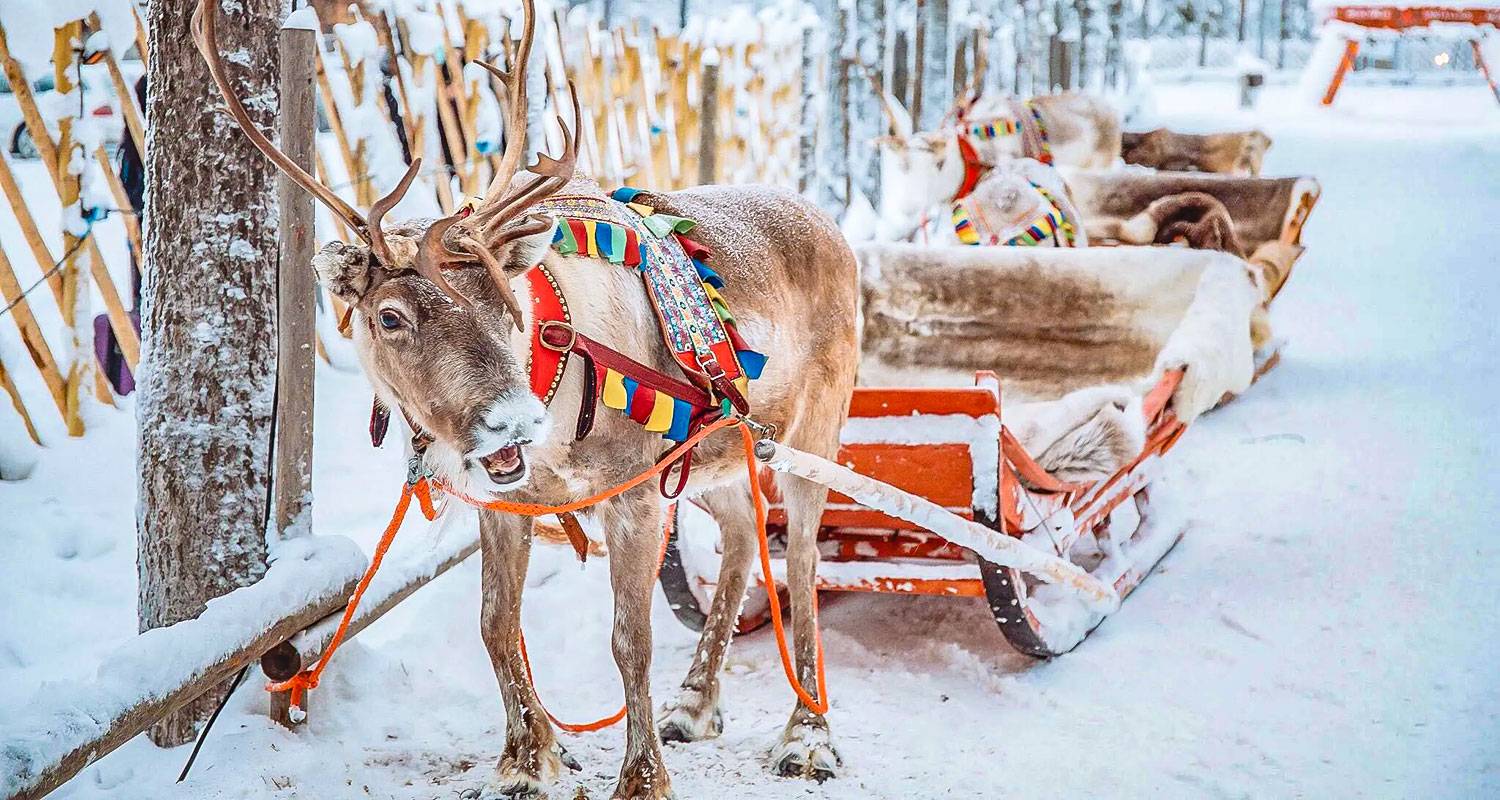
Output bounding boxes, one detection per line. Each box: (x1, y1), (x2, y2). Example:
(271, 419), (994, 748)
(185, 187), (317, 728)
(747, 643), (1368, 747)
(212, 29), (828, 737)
(1065, 169), (1322, 257)
(661, 369), (1188, 657)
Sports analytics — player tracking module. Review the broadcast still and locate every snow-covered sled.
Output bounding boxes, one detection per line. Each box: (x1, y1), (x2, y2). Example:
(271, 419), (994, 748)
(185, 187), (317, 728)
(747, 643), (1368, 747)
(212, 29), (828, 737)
(662, 244), (1262, 656)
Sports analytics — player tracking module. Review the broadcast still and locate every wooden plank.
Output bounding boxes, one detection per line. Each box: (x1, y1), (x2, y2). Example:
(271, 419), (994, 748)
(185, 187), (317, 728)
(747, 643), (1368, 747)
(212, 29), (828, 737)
(697, 56), (718, 184)
(88, 13), (146, 158)
(54, 22), (86, 436)
(313, 51), (366, 206)
(0, 25), (63, 194)
(0, 243), (69, 421)
(272, 23), (319, 546)
(0, 358), (41, 444)
(131, 3), (149, 64)
(93, 146), (143, 264)
(84, 237), (140, 369)
(0, 151), (65, 307)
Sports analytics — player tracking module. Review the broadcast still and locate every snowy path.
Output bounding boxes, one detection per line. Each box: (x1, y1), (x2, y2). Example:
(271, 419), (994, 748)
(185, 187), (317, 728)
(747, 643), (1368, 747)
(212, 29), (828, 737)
(3, 82), (1499, 799)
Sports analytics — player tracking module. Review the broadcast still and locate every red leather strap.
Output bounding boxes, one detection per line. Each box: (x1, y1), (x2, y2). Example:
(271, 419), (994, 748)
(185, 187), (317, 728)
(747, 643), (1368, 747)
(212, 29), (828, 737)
(955, 135), (989, 200)
(528, 264), (570, 404)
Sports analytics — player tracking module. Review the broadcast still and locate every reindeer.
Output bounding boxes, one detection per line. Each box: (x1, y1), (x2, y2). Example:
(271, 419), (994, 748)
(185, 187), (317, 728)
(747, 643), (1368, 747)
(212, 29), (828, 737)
(874, 91), (1121, 209)
(196, 2), (858, 797)
(1121, 128), (1274, 177)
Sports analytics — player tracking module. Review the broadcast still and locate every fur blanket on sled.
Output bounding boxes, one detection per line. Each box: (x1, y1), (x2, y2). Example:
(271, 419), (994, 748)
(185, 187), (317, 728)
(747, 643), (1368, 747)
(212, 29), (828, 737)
(856, 243), (1263, 482)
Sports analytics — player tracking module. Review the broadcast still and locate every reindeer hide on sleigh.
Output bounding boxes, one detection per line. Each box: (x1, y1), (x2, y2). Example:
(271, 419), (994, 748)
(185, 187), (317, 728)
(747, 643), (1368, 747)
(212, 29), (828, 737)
(856, 244), (1263, 482)
(1064, 169), (1321, 260)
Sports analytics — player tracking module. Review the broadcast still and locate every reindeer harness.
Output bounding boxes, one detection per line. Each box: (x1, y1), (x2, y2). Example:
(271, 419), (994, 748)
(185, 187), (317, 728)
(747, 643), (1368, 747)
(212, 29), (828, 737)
(958, 99), (1054, 166)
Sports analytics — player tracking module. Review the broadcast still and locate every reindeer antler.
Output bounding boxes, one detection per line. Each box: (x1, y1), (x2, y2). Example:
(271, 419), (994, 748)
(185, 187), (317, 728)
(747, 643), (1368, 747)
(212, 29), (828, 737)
(862, 65), (910, 138)
(193, 0), (422, 265)
(407, 0), (580, 298)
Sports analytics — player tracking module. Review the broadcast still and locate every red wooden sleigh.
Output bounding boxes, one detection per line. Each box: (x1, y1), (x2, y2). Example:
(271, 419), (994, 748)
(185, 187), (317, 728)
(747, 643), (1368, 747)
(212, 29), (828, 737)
(661, 368), (1189, 657)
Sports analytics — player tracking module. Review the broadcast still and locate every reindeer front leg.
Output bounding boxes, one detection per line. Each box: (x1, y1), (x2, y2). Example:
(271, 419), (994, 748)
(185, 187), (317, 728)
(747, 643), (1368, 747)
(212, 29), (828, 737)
(478, 510), (578, 799)
(600, 487), (674, 800)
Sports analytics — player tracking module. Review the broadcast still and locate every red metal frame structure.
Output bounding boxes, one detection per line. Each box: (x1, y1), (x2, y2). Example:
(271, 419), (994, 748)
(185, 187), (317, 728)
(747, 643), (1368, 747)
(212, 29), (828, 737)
(661, 369), (1190, 657)
(1317, 5), (1500, 105)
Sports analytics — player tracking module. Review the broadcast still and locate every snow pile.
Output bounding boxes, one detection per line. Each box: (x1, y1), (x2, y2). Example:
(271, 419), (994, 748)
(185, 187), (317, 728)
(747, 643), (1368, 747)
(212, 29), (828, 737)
(0, 535), (366, 799)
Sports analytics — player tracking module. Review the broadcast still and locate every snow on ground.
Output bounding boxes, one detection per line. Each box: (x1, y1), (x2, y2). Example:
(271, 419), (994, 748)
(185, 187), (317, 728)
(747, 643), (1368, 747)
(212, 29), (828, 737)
(3, 80), (1500, 799)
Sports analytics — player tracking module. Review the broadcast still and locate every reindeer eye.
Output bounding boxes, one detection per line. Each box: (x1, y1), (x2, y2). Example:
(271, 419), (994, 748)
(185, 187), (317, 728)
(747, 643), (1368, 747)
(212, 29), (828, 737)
(378, 309), (404, 330)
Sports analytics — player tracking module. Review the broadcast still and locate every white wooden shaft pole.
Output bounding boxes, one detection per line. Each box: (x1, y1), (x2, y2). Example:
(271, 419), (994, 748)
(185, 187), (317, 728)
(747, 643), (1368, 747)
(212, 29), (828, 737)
(754, 439), (1120, 610)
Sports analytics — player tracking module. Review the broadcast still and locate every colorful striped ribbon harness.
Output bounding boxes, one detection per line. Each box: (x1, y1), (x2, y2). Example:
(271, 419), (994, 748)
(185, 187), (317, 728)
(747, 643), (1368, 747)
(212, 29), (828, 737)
(525, 186), (767, 494)
(961, 98), (1053, 166)
(949, 99), (1075, 247)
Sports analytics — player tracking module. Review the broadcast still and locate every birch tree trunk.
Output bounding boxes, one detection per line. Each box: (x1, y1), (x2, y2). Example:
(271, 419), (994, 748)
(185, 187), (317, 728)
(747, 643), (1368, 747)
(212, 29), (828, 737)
(138, 0), (279, 747)
(919, 0), (950, 129)
(819, 0), (850, 214)
(851, 0), (886, 209)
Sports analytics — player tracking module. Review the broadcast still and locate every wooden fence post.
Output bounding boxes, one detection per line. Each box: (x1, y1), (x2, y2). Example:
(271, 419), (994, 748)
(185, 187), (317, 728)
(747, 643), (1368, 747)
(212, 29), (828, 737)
(697, 50), (719, 185)
(54, 21), (88, 434)
(272, 16), (318, 555)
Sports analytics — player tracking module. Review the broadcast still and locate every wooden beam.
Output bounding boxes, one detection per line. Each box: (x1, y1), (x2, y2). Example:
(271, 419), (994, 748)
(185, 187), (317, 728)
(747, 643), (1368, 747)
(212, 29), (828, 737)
(697, 56), (719, 185)
(0, 151), (65, 308)
(0, 242), (69, 421)
(83, 237), (140, 369)
(54, 21), (86, 437)
(93, 146), (143, 264)
(272, 22), (319, 545)
(88, 13), (146, 158)
(0, 25), (63, 195)
(0, 358), (41, 444)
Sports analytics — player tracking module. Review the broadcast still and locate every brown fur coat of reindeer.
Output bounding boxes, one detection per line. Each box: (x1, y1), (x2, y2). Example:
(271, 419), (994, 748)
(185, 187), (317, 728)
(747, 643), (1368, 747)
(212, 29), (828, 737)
(196, 2), (858, 798)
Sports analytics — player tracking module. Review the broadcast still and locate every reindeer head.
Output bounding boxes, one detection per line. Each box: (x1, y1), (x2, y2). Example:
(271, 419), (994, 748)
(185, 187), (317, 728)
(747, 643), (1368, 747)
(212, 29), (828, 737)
(195, 0), (577, 492)
(875, 133), (965, 224)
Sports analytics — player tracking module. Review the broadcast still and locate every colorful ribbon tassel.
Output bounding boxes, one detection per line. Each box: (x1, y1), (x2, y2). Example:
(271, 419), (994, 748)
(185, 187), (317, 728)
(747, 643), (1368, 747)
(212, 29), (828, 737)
(599, 367), (696, 441)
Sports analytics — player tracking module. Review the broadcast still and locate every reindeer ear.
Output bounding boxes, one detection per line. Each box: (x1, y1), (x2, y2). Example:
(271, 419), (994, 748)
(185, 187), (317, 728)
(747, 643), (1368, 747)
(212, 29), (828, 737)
(504, 214), (557, 274)
(311, 241), (377, 303)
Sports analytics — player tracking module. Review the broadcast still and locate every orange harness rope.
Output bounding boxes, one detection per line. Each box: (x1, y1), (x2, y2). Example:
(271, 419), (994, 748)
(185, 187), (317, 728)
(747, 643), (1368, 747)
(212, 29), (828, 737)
(267, 416), (829, 727)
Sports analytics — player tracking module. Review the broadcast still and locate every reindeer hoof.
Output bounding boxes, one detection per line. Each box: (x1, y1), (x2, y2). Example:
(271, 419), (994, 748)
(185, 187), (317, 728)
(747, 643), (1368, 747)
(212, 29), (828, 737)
(484, 737), (570, 800)
(611, 753), (675, 799)
(477, 779), (545, 800)
(657, 689), (723, 743)
(770, 723), (840, 782)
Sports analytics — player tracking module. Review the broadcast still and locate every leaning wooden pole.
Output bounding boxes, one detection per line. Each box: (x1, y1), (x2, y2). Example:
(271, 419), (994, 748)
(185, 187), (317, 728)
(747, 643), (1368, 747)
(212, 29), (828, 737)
(54, 22), (89, 433)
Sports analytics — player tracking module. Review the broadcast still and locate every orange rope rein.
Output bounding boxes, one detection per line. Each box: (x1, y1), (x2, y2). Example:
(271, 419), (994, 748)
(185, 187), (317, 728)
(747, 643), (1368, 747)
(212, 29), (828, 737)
(440, 417), (738, 516)
(517, 518), (673, 733)
(266, 477), (438, 708)
(269, 415), (830, 728)
(739, 423), (829, 715)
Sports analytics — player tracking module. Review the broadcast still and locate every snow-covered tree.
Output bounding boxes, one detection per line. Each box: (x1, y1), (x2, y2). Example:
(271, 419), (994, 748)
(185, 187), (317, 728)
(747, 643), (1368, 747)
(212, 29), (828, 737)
(137, 0), (280, 747)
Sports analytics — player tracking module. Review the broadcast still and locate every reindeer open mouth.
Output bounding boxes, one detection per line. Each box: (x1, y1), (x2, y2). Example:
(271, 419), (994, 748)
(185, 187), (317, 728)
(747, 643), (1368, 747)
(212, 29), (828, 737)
(477, 443), (527, 485)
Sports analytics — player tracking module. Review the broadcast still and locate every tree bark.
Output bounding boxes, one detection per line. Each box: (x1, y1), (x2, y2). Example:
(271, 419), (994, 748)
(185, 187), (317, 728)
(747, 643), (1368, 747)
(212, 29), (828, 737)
(139, 0), (280, 747)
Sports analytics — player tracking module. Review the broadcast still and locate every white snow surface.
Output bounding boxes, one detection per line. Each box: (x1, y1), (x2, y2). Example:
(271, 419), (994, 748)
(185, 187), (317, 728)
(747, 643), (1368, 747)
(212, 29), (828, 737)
(1, 81), (1499, 798)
